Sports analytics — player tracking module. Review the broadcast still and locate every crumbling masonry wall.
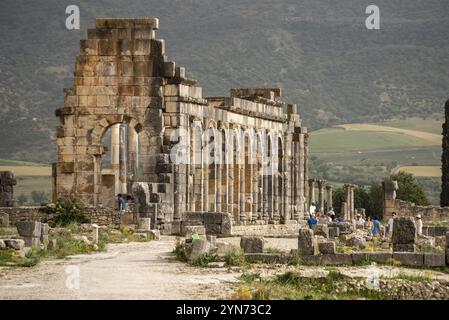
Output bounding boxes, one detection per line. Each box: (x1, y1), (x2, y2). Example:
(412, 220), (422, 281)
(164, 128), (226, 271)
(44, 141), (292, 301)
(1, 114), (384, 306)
(54, 18), (309, 233)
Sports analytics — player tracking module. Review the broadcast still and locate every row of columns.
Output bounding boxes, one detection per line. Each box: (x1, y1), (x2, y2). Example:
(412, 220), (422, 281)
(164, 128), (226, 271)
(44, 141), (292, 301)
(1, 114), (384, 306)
(343, 184), (355, 220)
(307, 178), (333, 214)
(183, 125), (306, 225)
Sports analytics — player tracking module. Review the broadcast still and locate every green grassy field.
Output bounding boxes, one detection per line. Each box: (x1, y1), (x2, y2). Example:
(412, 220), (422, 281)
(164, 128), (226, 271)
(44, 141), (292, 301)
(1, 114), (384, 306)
(0, 159), (52, 205)
(309, 118), (442, 204)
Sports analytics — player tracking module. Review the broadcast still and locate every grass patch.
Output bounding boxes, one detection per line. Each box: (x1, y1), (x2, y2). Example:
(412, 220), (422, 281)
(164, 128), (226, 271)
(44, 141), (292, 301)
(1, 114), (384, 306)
(191, 252), (218, 267)
(224, 249), (246, 267)
(0, 247), (49, 267)
(0, 227), (18, 236)
(173, 242), (188, 262)
(231, 271), (388, 300)
(381, 272), (434, 283)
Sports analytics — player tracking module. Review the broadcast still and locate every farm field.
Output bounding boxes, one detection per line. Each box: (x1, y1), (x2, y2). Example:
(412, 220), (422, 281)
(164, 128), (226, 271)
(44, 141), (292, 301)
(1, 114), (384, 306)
(0, 159), (52, 205)
(394, 166), (441, 177)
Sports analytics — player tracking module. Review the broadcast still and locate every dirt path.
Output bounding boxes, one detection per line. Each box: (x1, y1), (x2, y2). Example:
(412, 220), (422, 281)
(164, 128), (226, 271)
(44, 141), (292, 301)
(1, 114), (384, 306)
(0, 236), (239, 300)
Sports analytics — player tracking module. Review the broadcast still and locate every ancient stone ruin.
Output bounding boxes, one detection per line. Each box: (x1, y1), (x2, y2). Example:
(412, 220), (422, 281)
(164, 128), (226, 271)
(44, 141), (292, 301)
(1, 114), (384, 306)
(0, 171), (16, 207)
(53, 18), (310, 234)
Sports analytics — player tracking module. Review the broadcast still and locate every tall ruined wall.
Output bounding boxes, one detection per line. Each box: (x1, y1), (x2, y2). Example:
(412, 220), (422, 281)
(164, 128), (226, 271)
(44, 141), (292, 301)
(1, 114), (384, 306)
(383, 180), (449, 222)
(55, 18), (309, 234)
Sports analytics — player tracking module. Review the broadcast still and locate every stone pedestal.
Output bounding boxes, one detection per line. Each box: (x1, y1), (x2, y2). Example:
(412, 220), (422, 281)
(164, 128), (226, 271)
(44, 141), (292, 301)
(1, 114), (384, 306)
(392, 217), (417, 252)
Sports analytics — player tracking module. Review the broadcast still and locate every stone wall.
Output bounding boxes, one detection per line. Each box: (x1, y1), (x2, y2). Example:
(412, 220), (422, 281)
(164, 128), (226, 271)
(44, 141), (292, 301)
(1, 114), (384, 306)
(0, 206), (121, 228)
(231, 222), (305, 237)
(0, 171), (16, 207)
(383, 180), (449, 222)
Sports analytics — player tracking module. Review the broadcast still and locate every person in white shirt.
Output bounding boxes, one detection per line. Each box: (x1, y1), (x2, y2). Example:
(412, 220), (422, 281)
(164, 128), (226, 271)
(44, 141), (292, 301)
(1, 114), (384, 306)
(355, 213), (365, 226)
(415, 214), (423, 235)
(309, 202), (316, 215)
(388, 212), (397, 237)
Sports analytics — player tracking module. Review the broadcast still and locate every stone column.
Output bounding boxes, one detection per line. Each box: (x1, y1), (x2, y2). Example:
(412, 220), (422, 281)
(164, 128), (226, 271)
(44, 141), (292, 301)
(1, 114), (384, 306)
(111, 123), (120, 195)
(119, 125), (127, 194)
(344, 184), (351, 220)
(326, 185), (333, 212)
(308, 178), (316, 206)
(317, 179), (326, 214)
(297, 132), (305, 221)
(342, 201), (348, 221)
(0, 171), (16, 207)
(350, 185), (355, 220)
(127, 126), (138, 189)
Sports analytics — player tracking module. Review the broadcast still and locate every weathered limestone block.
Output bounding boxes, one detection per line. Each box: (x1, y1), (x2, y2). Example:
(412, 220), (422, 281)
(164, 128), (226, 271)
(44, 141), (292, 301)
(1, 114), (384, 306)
(423, 253), (446, 267)
(321, 254), (352, 265)
(4, 239), (25, 250)
(16, 221), (42, 237)
(351, 252), (392, 264)
(137, 218), (151, 231)
(312, 224), (328, 238)
(328, 226), (340, 238)
(240, 237), (264, 253)
(148, 229), (161, 240)
(318, 241), (336, 254)
(186, 239), (212, 261)
(329, 222), (353, 235)
(392, 252), (424, 266)
(0, 239), (6, 249)
(392, 217), (417, 252)
(215, 241), (240, 257)
(298, 228), (314, 256)
(351, 236), (366, 249)
(183, 225), (206, 237)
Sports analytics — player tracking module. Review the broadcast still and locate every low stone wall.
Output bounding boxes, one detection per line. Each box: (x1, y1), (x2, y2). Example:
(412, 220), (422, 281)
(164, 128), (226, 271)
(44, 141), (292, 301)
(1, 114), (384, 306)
(245, 251), (447, 268)
(0, 206), (121, 228)
(390, 200), (449, 222)
(231, 222), (306, 238)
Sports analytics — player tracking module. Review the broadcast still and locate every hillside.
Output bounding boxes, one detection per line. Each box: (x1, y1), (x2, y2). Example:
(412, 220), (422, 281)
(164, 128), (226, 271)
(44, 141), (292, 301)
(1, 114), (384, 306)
(309, 119), (442, 204)
(0, 0), (448, 162)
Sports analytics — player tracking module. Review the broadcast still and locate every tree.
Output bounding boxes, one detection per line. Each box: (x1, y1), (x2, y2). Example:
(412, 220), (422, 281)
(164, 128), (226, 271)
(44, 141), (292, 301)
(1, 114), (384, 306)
(366, 182), (384, 218)
(332, 187), (345, 214)
(441, 99), (449, 206)
(30, 191), (49, 205)
(390, 171), (430, 206)
(17, 193), (28, 206)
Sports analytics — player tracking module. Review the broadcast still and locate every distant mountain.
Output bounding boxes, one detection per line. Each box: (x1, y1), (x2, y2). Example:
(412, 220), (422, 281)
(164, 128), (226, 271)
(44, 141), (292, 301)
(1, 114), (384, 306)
(0, 0), (448, 163)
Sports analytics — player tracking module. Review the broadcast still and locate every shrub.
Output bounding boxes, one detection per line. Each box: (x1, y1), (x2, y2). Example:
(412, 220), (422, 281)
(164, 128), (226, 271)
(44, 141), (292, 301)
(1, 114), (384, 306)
(173, 243), (187, 262)
(224, 249), (246, 267)
(191, 252), (218, 267)
(46, 201), (90, 227)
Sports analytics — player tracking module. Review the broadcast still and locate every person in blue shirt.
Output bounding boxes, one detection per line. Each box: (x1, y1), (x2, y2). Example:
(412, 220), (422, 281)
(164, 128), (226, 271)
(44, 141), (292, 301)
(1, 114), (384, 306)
(117, 194), (126, 213)
(372, 216), (381, 236)
(307, 214), (318, 229)
(337, 216), (344, 222)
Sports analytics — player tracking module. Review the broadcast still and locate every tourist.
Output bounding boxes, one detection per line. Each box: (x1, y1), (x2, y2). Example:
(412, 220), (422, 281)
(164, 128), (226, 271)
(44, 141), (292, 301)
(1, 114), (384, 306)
(416, 214), (423, 235)
(388, 212), (397, 237)
(118, 194), (126, 213)
(372, 216), (381, 237)
(355, 213), (365, 226)
(307, 213), (318, 229)
(327, 207), (336, 221)
(337, 215), (344, 222)
(309, 202), (316, 215)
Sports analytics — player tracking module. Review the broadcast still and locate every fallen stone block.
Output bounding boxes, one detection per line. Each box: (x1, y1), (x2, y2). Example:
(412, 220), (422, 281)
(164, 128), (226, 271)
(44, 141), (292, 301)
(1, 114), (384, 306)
(138, 218), (151, 231)
(392, 217), (416, 246)
(16, 221), (42, 237)
(215, 241), (240, 257)
(351, 236), (366, 249)
(4, 239), (25, 250)
(47, 239), (57, 251)
(321, 254), (353, 265)
(392, 252), (424, 266)
(17, 247), (32, 258)
(41, 223), (50, 236)
(312, 224), (329, 238)
(328, 227), (339, 238)
(393, 244), (416, 252)
(23, 236), (41, 247)
(318, 241), (336, 254)
(351, 252), (392, 264)
(300, 254), (323, 265)
(148, 229), (161, 240)
(0, 239), (6, 250)
(207, 235), (216, 248)
(182, 225), (206, 237)
(329, 222), (354, 235)
(423, 253), (446, 267)
(133, 232), (148, 241)
(187, 239), (212, 261)
(240, 237), (264, 253)
(298, 228), (314, 256)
